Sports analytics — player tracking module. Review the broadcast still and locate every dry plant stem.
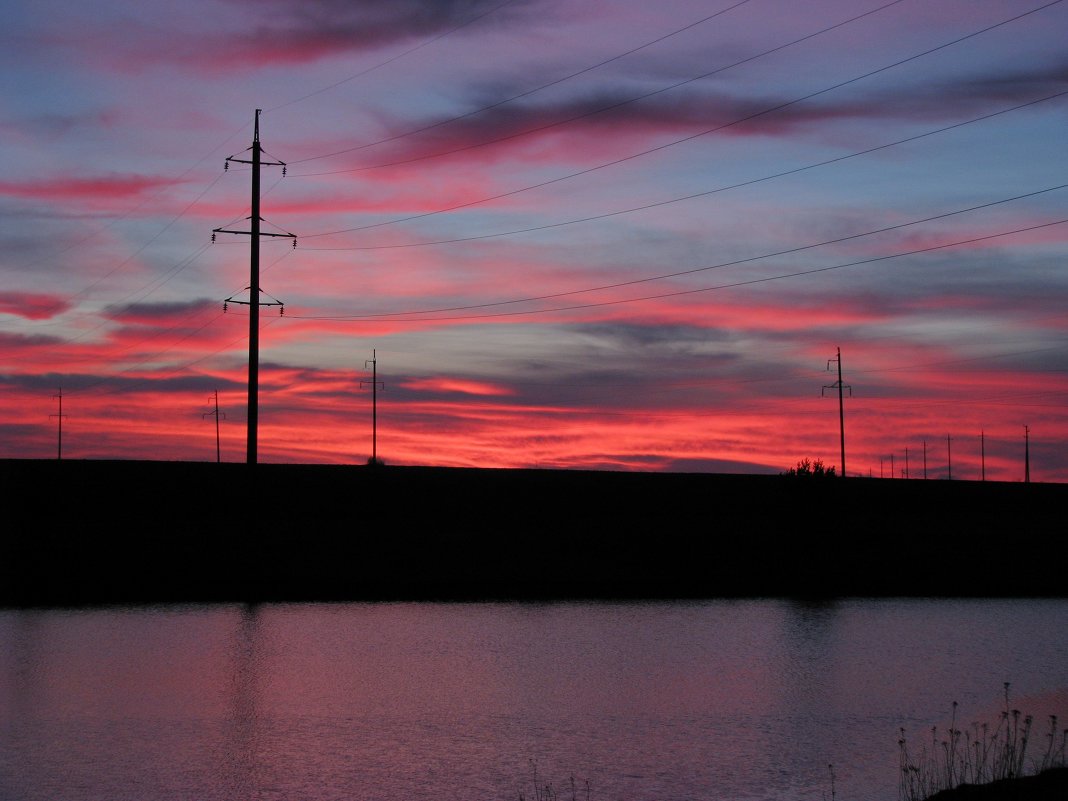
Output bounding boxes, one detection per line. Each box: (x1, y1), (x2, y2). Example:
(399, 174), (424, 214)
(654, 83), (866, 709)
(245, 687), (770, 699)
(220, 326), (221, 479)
(897, 684), (1067, 801)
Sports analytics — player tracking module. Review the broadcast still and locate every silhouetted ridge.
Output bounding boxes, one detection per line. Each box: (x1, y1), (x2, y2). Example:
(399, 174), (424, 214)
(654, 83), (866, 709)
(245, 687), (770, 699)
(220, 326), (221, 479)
(2, 459), (1065, 606)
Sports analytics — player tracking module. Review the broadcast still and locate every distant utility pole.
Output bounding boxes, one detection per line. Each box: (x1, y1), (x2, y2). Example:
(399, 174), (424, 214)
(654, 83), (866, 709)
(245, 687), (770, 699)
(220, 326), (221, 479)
(822, 347), (851, 477)
(50, 388), (67, 460)
(890, 453), (894, 479)
(904, 447), (909, 479)
(203, 390), (226, 464)
(947, 435), (952, 480)
(1024, 425), (1030, 483)
(213, 109), (296, 466)
(923, 440), (928, 479)
(980, 430), (986, 481)
(361, 349), (385, 465)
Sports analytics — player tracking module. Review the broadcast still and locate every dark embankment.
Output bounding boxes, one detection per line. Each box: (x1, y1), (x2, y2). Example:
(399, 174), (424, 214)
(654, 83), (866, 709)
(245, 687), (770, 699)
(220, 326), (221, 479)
(2, 458), (1065, 606)
(926, 768), (1068, 801)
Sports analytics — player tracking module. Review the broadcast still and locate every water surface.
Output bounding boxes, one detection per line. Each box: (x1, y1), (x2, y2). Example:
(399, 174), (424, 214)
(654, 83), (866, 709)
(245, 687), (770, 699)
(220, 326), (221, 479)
(2, 600), (1067, 801)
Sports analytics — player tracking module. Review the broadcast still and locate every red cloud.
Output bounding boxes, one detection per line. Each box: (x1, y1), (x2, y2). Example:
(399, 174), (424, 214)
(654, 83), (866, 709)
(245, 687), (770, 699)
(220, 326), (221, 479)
(0, 174), (175, 204)
(0, 292), (71, 320)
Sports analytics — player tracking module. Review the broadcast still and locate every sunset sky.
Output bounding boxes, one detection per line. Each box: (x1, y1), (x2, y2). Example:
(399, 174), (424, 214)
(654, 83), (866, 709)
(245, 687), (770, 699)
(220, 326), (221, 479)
(2, 0), (1066, 479)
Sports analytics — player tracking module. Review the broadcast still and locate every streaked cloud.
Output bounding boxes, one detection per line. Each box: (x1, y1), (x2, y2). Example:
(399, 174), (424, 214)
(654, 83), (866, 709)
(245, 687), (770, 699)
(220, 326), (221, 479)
(0, 0), (1065, 479)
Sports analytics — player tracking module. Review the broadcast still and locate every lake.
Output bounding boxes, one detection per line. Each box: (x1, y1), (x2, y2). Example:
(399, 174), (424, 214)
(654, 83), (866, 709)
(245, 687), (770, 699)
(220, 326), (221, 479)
(2, 600), (1067, 801)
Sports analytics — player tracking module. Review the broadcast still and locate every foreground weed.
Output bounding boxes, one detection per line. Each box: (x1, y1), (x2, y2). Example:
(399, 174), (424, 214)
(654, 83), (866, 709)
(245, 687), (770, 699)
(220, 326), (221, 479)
(898, 683), (1067, 801)
(518, 760), (590, 801)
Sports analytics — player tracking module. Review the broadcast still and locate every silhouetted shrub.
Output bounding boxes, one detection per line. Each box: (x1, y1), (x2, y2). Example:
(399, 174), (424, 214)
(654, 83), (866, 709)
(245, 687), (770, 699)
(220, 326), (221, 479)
(785, 458), (836, 477)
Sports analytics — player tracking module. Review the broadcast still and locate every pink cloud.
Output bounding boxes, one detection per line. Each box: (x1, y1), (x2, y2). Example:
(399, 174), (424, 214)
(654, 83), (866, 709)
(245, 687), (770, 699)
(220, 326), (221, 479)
(402, 376), (515, 397)
(0, 292), (72, 320)
(0, 174), (175, 204)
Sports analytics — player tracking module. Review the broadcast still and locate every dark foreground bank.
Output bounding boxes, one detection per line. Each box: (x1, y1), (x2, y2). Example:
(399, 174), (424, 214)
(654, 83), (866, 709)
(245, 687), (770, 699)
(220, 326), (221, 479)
(2, 459), (1065, 606)
(927, 768), (1068, 801)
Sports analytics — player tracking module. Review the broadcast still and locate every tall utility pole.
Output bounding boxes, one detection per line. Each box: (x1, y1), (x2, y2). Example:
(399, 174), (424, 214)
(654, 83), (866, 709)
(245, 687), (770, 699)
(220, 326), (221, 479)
(361, 349), (385, 465)
(822, 347), (851, 477)
(213, 110), (295, 466)
(1024, 425), (1030, 483)
(50, 388), (67, 460)
(203, 390), (226, 464)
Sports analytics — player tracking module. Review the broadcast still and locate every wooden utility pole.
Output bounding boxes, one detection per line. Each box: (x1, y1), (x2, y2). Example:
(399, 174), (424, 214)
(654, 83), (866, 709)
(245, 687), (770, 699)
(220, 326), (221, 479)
(822, 347), (850, 477)
(50, 388), (67, 460)
(203, 390), (225, 463)
(361, 350), (385, 464)
(1024, 425), (1030, 483)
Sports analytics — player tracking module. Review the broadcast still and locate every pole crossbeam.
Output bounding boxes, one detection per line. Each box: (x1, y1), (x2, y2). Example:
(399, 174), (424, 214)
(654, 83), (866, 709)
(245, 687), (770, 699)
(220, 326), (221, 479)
(213, 228), (296, 239)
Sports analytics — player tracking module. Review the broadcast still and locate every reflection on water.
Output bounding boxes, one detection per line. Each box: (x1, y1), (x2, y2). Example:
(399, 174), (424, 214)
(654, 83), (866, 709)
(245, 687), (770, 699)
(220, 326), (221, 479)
(1, 600), (1067, 801)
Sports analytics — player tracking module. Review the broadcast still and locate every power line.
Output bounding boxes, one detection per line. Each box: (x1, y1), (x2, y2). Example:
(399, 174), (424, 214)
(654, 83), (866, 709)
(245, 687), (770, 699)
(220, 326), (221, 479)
(264, 0), (525, 114)
(289, 0), (907, 174)
(1, 122), (251, 281)
(293, 0), (1060, 199)
(287, 218), (1068, 323)
(287, 0), (761, 165)
(14, 3), (1055, 369)
(296, 181), (1068, 317)
(298, 94), (1068, 252)
(51, 249), (296, 400)
(29, 215), (1066, 409)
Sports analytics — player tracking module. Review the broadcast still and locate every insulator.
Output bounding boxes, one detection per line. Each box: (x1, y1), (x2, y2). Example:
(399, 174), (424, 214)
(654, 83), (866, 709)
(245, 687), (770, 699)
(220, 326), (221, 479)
(223, 302), (228, 313)
(292, 238), (297, 249)
(279, 305), (285, 316)
(224, 161), (229, 172)
(211, 232), (216, 243)
(282, 166), (287, 177)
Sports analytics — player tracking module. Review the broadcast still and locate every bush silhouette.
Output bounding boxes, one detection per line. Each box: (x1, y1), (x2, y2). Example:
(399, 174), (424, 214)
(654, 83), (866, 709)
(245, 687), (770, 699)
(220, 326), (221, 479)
(785, 458), (836, 477)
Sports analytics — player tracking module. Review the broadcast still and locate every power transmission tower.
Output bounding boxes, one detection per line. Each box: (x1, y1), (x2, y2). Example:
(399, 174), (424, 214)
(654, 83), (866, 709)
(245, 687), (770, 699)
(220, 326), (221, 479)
(50, 388), (67, 460)
(822, 347), (851, 477)
(360, 349), (385, 465)
(1024, 425), (1030, 483)
(203, 390), (226, 463)
(212, 109), (296, 466)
